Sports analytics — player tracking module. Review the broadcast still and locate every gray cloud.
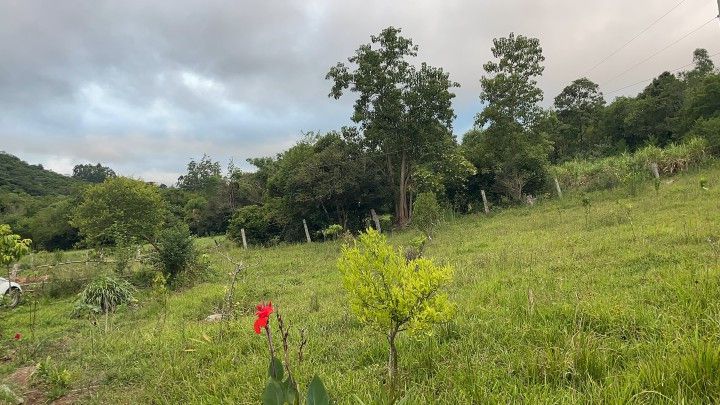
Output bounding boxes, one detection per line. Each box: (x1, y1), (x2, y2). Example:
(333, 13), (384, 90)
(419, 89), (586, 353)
(1, 0), (718, 184)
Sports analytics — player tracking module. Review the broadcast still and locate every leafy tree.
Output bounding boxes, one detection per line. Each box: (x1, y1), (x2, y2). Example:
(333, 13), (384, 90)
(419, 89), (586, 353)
(471, 33), (551, 201)
(72, 163), (116, 183)
(71, 177), (167, 249)
(25, 198), (80, 250)
(177, 155), (222, 193)
(625, 72), (686, 147)
(552, 78), (606, 160)
(327, 26), (459, 226)
(338, 229), (453, 387)
(412, 192), (441, 239)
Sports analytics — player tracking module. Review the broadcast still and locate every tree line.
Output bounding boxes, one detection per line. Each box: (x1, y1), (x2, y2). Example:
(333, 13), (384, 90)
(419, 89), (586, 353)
(2, 27), (719, 249)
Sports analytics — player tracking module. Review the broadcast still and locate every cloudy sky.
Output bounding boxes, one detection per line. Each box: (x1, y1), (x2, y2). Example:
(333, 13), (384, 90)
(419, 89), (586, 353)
(1, 0), (718, 184)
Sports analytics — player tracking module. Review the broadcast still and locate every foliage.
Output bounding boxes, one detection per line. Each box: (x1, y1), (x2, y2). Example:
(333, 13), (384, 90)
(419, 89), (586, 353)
(321, 224), (343, 240)
(551, 138), (709, 192)
(338, 228), (453, 384)
(686, 116), (720, 156)
(470, 33), (551, 201)
(34, 357), (72, 401)
(0, 224), (32, 267)
(177, 155), (222, 193)
(71, 177), (167, 247)
(151, 224), (197, 281)
(0, 152), (84, 196)
(227, 205), (278, 245)
(552, 78), (606, 161)
(327, 26), (459, 226)
(72, 163), (116, 183)
(72, 275), (137, 317)
(412, 192), (441, 239)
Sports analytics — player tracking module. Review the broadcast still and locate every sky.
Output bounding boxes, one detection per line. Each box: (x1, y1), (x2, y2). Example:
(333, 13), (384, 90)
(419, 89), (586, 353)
(1, 0), (719, 185)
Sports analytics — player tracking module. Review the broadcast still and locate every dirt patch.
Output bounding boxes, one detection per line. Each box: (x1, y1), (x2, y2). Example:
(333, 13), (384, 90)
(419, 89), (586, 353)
(5, 365), (35, 388)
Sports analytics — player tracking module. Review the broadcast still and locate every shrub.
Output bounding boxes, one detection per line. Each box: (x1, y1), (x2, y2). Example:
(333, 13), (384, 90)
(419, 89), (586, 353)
(378, 214), (393, 233)
(413, 192), (442, 239)
(686, 116), (720, 156)
(227, 205), (275, 245)
(338, 229), (454, 387)
(72, 275), (136, 317)
(152, 224), (196, 281)
(34, 357), (72, 401)
(321, 224), (343, 240)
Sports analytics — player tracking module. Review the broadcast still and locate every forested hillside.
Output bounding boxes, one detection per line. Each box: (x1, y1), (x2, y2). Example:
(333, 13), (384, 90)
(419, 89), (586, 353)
(0, 152), (84, 196)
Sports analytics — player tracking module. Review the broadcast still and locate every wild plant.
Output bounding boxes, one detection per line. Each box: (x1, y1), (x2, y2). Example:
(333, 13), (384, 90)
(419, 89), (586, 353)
(253, 302), (329, 404)
(338, 229), (454, 392)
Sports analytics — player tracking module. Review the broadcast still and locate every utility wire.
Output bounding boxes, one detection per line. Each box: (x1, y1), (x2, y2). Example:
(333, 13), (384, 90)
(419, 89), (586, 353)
(584, 0), (689, 75)
(606, 49), (720, 95)
(605, 15), (719, 85)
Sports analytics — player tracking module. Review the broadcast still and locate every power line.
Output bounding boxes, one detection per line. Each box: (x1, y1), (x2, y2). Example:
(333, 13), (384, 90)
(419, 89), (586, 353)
(584, 0), (689, 75)
(606, 50), (720, 95)
(605, 15), (719, 85)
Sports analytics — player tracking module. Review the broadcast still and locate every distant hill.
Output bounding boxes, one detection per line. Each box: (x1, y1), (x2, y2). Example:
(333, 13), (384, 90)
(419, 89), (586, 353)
(0, 151), (85, 196)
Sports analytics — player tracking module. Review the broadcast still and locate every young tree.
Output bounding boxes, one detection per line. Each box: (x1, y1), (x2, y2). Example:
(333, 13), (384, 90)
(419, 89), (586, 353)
(71, 177), (167, 249)
(472, 33), (551, 201)
(326, 27), (459, 226)
(72, 163), (116, 183)
(338, 229), (453, 387)
(412, 192), (441, 239)
(1, 224), (31, 307)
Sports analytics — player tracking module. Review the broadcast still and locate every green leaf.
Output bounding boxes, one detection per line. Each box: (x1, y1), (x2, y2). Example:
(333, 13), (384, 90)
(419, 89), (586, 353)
(262, 379), (284, 405)
(268, 356), (284, 381)
(306, 375), (330, 405)
(282, 377), (299, 405)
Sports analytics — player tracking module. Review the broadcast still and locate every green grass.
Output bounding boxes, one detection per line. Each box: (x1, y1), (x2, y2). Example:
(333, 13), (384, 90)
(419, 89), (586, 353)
(3, 165), (720, 403)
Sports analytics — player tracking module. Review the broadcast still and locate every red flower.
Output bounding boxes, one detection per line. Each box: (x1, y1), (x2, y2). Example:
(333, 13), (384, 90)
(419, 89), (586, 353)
(253, 302), (273, 334)
(13, 333), (21, 341)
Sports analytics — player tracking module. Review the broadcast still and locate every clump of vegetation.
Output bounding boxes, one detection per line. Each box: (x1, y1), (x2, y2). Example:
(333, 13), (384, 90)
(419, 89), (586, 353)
(151, 224), (197, 282)
(73, 275), (136, 317)
(33, 357), (72, 401)
(321, 224), (343, 240)
(412, 192), (442, 239)
(227, 205), (276, 246)
(338, 228), (454, 388)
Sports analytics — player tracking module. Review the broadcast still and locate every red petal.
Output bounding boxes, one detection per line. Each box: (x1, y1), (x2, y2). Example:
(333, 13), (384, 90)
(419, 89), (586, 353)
(253, 317), (263, 334)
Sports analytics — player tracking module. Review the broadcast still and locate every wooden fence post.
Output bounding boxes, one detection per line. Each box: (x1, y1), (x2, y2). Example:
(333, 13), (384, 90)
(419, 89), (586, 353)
(554, 177), (563, 198)
(650, 162), (660, 179)
(303, 219), (312, 243)
(370, 209), (382, 232)
(240, 228), (247, 249)
(481, 190), (490, 214)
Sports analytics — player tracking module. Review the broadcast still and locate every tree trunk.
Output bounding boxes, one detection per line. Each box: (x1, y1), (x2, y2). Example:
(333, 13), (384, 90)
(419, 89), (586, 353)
(387, 328), (398, 391)
(396, 151), (410, 227)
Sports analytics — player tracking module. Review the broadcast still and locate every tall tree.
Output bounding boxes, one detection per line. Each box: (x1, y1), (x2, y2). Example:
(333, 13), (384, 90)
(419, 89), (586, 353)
(552, 77), (606, 160)
(472, 33), (551, 201)
(71, 163), (116, 183)
(326, 26), (458, 226)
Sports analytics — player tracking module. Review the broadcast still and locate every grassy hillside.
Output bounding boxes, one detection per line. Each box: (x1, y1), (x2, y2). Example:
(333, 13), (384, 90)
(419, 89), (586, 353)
(3, 164), (720, 403)
(0, 152), (84, 196)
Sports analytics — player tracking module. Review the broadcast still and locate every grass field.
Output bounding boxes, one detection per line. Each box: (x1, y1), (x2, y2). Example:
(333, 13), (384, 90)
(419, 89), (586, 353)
(3, 164), (720, 403)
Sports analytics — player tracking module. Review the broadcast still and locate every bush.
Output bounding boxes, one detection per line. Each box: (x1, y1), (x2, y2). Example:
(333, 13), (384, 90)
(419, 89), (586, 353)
(686, 116), (720, 156)
(73, 275), (136, 317)
(413, 192), (442, 239)
(227, 205), (275, 245)
(152, 224), (196, 280)
(321, 224), (343, 240)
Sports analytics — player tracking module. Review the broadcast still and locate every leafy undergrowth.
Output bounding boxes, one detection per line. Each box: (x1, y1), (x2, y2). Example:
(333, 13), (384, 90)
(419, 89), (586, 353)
(3, 165), (720, 403)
